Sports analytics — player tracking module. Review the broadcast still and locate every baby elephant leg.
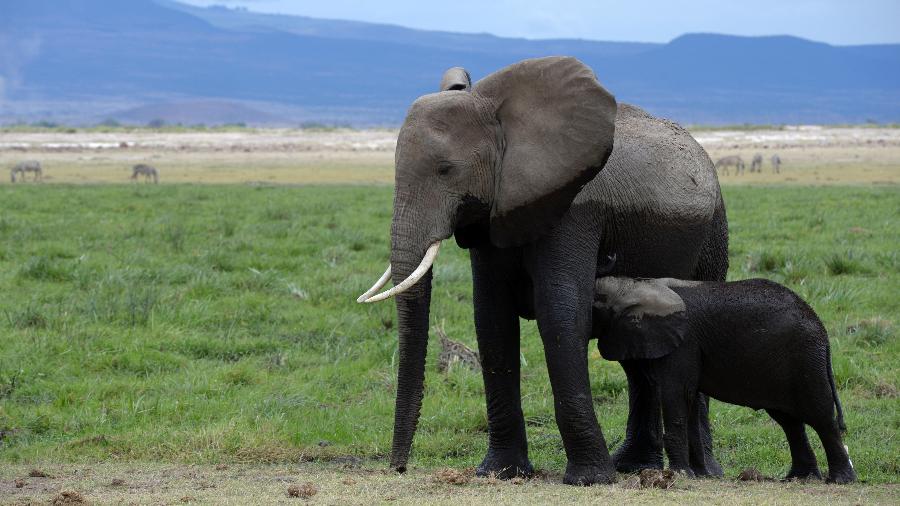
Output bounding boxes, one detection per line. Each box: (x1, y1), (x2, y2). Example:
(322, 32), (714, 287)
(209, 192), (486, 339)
(660, 382), (696, 477)
(811, 423), (856, 484)
(766, 410), (821, 480)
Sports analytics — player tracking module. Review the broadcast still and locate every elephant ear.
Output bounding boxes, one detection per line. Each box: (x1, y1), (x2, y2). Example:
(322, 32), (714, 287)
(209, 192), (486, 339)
(439, 67), (472, 92)
(594, 277), (689, 361)
(473, 57), (617, 247)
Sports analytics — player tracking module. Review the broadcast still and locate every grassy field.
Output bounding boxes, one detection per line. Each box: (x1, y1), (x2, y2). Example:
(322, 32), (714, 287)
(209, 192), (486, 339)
(0, 184), (897, 502)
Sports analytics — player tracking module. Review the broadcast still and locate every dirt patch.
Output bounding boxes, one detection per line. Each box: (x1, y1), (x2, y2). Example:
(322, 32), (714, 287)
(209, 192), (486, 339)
(639, 469), (677, 489)
(738, 467), (773, 482)
(28, 468), (52, 478)
(874, 381), (899, 399)
(109, 478), (125, 486)
(287, 482), (318, 498)
(51, 490), (87, 505)
(432, 468), (473, 485)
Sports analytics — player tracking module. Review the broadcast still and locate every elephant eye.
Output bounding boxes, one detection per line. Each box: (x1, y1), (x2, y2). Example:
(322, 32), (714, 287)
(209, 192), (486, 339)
(437, 162), (454, 176)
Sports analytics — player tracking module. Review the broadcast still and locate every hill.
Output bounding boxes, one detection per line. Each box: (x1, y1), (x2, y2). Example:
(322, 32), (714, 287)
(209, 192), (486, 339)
(0, 0), (897, 125)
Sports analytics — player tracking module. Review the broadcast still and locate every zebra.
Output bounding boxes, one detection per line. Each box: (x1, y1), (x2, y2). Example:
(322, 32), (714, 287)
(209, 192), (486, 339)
(10, 161), (43, 183)
(771, 154), (782, 173)
(131, 164), (159, 183)
(714, 155), (744, 176)
(750, 153), (763, 173)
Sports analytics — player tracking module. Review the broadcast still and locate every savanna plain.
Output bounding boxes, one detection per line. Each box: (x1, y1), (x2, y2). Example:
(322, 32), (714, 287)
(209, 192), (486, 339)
(0, 126), (898, 504)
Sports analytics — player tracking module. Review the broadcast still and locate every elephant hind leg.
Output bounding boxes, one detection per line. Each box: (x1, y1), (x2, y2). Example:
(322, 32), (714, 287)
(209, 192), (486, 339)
(766, 409), (821, 481)
(810, 422), (856, 484)
(688, 394), (722, 477)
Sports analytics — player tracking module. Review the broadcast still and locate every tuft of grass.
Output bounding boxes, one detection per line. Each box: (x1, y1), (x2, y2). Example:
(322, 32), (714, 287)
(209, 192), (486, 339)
(17, 256), (73, 281)
(746, 251), (785, 273)
(263, 206), (292, 221)
(825, 252), (868, 276)
(4, 301), (49, 329)
(847, 317), (893, 347)
(163, 222), (187, 253)
(220, 219), (237, 238)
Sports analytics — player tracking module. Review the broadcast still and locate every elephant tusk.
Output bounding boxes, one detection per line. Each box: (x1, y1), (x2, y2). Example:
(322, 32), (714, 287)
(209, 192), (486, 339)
(356, 265), (392, 303)
(362, 241), (441, 303)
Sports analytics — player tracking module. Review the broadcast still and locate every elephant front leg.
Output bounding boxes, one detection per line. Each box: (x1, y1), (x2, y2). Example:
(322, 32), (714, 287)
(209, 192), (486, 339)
(471, 248), (532, 479)
(614, 361), (665, 472)
(533, 274), (615, 485)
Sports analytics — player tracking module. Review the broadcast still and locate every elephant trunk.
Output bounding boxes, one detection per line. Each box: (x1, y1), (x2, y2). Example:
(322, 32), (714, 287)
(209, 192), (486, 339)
(389, 239), (434, 472)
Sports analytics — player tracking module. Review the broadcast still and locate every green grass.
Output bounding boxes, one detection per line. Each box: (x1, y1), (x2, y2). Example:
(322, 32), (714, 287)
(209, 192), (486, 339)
(0, 185), (897, 484)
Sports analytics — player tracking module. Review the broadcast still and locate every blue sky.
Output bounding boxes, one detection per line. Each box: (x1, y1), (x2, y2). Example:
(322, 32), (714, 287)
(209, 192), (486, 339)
(179, 0), (900, 45)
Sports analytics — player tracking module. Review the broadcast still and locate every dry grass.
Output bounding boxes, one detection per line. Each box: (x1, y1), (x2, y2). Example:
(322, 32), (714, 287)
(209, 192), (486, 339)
(1, 127), (898, 185)
(705, 145), (900, 185)
(1, 464), (897, 506)
(0, 151), (395, 185)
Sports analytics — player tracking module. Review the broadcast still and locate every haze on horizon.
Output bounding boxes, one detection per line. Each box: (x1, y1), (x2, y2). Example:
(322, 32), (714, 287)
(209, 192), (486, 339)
(178, 0), (900, 45)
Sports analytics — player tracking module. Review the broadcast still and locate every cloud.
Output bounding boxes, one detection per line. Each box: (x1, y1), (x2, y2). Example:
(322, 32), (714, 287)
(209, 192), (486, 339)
(0, 33), (43, 105)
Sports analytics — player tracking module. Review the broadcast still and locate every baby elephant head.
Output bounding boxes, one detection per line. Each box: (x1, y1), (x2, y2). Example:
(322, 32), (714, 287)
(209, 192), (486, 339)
(593, 277), (693, 361)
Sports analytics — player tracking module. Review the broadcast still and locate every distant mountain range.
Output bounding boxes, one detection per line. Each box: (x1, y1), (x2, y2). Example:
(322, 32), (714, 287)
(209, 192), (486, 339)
(1, 0), (898, 126)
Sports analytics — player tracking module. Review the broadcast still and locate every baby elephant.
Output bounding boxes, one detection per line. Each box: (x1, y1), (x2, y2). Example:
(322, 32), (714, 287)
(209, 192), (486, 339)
(593, 276), (856, 484)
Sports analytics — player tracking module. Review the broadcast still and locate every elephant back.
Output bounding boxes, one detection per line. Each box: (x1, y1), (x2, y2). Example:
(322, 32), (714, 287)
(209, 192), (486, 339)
(576, 103), (719, 224)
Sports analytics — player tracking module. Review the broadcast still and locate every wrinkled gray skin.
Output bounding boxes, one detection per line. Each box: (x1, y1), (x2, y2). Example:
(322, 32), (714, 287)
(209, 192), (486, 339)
(131, 164), (159, 183)
(593, 276), (856, 484)
(715, 155), (744, 176)
(771, 153), (782, 173)
(377, 57), (728, 485)
(750, 153), (763, 173)
(10, 160), (43, 183)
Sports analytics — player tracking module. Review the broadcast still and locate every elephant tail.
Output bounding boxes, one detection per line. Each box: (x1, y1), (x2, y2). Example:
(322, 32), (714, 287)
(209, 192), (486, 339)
(826, 343), (847, 433)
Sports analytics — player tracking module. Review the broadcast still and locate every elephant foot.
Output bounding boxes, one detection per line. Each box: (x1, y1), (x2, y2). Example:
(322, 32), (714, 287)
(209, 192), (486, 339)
(670, 465), (696, 478)
(563, 462), (617, 486)
(825, 467), (856, 485)
(691, 453), (724, 478)
(476, 450), (533, 480)
(783, 466), (823, 482)
(611, 443), (663, 474)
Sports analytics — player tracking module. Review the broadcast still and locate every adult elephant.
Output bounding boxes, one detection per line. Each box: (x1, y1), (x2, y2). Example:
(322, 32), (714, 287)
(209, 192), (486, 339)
(357, 57), (728, 485)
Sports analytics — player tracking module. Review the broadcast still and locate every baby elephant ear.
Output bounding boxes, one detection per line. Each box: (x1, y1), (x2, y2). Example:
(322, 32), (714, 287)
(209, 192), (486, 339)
(474, 56), (616, 247)
(594, 277), (689, 361)
(439, 67), (472, 92)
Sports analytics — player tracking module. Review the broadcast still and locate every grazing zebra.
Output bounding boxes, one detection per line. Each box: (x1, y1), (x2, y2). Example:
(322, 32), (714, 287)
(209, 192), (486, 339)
(715, 155), (744, 176)
(750, 153), (763, 173)
(771, 154), (782, 173)
(131, 164), (159, 183)
(10, 160), (43, 183)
